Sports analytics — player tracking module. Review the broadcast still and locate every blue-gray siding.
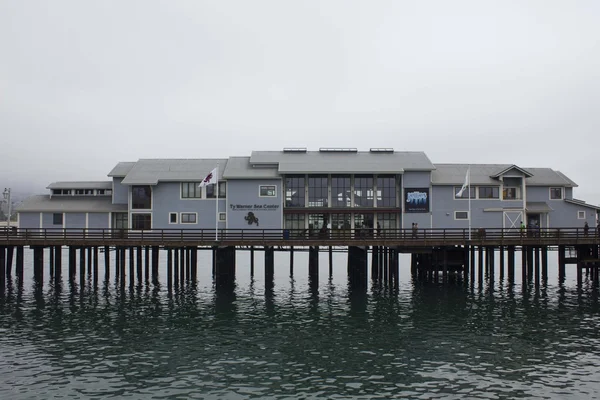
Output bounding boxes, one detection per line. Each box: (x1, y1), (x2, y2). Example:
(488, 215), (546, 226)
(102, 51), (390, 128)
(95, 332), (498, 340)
(88, 213), (109, 229)
(112, 177), (128, 205)
(150, 182), (226, 230)
(65, 213), (86, 229)
(226, 179), (283, 230)
(431, 186), (506, 229)
(19, 212), (40, 229)
(403, 171), (430, 188)
(42, 212), (62, 228)
(431, 185), (596, 229)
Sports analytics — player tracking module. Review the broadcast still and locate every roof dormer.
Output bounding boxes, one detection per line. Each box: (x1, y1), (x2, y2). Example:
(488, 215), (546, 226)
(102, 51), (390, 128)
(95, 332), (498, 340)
(490, 165), (533, 180)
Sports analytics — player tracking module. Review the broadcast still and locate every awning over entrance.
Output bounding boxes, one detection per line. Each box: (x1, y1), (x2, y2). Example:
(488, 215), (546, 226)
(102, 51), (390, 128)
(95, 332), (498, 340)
(525, 202), (553, 213)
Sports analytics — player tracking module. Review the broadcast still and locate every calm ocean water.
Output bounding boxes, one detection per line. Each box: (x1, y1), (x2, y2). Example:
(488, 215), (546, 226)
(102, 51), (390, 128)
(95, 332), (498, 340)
(0, 248), (599, 399)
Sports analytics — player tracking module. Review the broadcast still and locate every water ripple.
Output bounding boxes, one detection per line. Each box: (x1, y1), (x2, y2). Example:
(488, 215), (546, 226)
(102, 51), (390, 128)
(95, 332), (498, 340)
(0, 251), (599, 398)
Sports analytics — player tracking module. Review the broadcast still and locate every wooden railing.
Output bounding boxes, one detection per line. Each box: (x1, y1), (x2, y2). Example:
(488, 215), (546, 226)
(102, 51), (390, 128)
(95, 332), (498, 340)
(0, 227), (598, 245)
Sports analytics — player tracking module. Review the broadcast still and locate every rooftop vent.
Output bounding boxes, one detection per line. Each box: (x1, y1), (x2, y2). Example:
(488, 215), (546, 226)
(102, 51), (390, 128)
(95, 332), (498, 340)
(370, 148), (394, 153)
(283, 148), (307, 153)
(318, 148), (358, 153)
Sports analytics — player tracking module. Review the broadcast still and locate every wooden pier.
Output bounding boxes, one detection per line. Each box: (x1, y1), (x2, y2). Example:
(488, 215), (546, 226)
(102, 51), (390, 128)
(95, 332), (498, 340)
(1, 227), (599, 292)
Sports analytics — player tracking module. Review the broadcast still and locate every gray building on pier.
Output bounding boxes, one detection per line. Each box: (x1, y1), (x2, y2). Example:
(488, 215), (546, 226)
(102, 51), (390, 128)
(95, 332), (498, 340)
(15, 148), (600, 233)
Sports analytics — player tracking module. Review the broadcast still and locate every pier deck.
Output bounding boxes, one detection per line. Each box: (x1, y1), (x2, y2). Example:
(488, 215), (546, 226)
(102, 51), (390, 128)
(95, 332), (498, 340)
(0, 227), (597, 248)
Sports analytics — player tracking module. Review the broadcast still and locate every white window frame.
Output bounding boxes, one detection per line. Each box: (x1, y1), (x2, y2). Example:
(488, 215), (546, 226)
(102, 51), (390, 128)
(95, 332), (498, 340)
(549, 187), (563, 200)
(478, 186), (500, 200)
(130, 212), (152, 231)
(180, 212), (198, 224)
(180, 182), (203, 200)
(502, 187), (520, 200)
(169, 212), (178, 224)
(219, 212), (226, 221)
(259, 185), (277, 197)
(454, 186), (475, 199)
(578, 210), (585, 220)
(454, 211), (469, 220)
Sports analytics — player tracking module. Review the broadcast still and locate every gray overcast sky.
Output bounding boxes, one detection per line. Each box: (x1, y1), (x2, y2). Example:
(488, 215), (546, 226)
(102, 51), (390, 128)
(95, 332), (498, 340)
(1, 1), (599, 203)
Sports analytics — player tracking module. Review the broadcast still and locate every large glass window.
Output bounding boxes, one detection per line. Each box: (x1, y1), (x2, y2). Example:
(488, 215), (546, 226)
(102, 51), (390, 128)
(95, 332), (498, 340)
(354, 213), (374, 229)
(308, 176), (328, 207)
(181, 182), (202, 199)
(478, 187), (499, 199)
(331, 213), (351, 238)
(454, 187), (476, 199)
(377, 213), (398, 233)
(308, 214), (327, 235)
(354, 176), (374, 207)
(206, 182), (227, 199)
(131, 213), (151, 230)
(285, 176), (305, 207)
(284, 214), (305, 236)
(377, 176), (396, 207)
(331, 175), (351, 207)
(132, 185), (152, 209)
(114, 213), (128, 229)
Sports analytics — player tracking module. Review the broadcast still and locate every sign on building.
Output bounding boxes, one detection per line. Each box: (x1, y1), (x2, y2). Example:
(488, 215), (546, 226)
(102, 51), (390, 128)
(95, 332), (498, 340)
(405, 188), (429, 213)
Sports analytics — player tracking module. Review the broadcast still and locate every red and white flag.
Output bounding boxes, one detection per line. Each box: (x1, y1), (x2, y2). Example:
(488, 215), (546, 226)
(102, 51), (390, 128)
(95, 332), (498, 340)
(199, 167), (218, 187)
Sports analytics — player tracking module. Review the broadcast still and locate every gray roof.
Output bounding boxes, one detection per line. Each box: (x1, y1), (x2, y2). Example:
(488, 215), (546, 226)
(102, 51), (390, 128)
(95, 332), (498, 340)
(108, 162), (136, 177)
(249, 151), (435, 174)
(565, 199), (600, 211)
(222, 157), (280, 179)
(47, 181), (113, 190)
(16, 195), (128, 213)
(490, 165), (533, 178)
(121, 159), (229, 185)
(431, 164), (578, 187)
(526, 202), (554, 213)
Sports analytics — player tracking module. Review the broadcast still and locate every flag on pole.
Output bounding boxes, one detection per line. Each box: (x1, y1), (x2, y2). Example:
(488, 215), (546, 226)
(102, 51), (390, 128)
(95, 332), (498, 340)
(199, 167), (218, 188)
(456, 168), (469, 197)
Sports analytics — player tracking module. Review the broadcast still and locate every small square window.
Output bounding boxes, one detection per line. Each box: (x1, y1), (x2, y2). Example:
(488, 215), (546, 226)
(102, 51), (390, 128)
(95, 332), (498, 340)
(550, 187), (563, 200)
(53, 213), (63, 225)
(578, 211), (585, 219)
(181, 213), (197, 224)
(260, 185), (277, 197)
(454, 211), (469, 220)
(219, 212), (226, 221)
(169, 213), (178, 224)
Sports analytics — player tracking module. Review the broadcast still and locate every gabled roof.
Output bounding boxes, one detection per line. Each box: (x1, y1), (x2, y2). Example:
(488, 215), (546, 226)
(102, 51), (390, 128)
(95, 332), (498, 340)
(490, 165), (533, 178)
(120, 159), (228, 185)
(108, 162), (136, 177)
(47, 181), (113, 190)
(222, 157), (280, 179)
(249, 151), (435, 174)
(431, 164), (577, 187)
(16, 195), (128, 213)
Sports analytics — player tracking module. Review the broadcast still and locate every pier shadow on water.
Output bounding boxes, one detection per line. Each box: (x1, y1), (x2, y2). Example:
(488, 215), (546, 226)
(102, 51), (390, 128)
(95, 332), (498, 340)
(0, 250), (599, 399)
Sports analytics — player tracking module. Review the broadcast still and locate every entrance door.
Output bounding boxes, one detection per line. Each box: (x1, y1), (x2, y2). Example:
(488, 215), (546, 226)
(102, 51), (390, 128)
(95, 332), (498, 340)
(527, 213), (540, 228)
(503, 210), (523, 233)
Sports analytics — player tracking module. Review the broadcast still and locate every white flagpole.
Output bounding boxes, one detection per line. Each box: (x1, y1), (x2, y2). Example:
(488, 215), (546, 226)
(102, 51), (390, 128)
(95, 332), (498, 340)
(215, 163), (219, 241)
(468, 165), (471, 241)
